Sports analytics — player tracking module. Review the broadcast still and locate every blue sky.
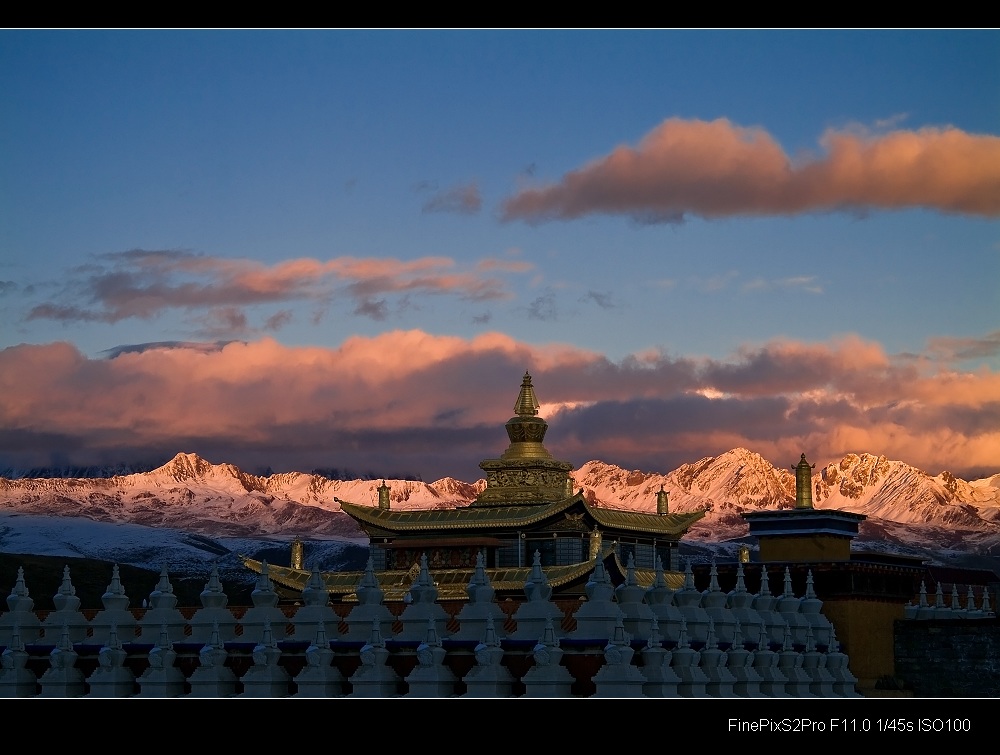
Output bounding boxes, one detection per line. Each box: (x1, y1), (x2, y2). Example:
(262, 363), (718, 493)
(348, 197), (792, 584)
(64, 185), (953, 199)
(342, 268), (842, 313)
(1, 30), (997, 481)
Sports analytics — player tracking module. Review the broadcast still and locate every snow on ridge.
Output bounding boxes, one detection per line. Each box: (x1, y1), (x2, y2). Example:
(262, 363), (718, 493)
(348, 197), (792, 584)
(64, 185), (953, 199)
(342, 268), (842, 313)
(575, 448), (795, 515)
(1, 449), (999, 557)
(0, 511), (364, 585)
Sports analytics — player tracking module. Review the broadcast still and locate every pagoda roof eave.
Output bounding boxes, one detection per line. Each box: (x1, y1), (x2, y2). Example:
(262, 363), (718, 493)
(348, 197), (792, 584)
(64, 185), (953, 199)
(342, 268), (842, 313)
(337, 494), (704, 537)
(586, 503), (705, 536)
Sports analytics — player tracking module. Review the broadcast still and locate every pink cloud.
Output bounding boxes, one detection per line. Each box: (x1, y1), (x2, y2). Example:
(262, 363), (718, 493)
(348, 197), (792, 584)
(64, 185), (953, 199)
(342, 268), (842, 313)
(25, 251), (527, 330)
(502, 118), (1000, 222)
(0, 332), (996, 480)
(476, 258), (535, 274)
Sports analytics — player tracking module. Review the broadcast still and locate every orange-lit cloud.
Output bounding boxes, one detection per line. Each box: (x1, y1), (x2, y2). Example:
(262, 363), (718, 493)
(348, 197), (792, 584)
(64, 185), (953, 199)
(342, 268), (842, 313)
(0, 332), (996, 480)
(24, 250), (526, 331)
(926, 330), (1000, 362)
(502, 118), (1000, 222)
(476, 258), (535, 274)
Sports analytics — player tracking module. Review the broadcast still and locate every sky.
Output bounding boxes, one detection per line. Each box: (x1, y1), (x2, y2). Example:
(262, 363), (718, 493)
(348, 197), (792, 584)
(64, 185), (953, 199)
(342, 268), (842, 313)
(1, 30), (998, 482)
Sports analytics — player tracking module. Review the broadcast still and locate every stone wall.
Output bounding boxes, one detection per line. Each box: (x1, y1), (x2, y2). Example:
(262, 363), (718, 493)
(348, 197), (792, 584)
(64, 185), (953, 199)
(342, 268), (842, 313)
(895, 618), (1000, 697)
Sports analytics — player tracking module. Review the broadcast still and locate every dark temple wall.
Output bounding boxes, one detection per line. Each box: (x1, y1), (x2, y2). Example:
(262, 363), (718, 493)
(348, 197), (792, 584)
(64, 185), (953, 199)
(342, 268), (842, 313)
(894, 618), (1000, 697)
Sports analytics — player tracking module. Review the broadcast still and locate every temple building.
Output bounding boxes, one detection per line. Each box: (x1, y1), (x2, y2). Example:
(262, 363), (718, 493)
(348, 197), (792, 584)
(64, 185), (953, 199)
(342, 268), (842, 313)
(743, 453), (868, 563)
(244, 372), (704, 602)
(239, 373), (972, 696)
(739, 452), (925, 691)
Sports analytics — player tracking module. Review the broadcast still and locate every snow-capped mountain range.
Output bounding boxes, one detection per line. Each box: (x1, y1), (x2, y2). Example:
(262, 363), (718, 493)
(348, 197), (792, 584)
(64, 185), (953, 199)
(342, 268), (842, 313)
(2, 449), (999, 574)
(574, 451), (1000, 563)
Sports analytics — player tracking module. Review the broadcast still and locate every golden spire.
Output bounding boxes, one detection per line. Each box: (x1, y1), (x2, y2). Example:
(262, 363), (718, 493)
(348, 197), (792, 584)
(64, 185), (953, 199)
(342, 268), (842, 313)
(502, 371), (550, 458)
(513, 371), (540, 417)
(792, 453), (815, 509)
(656, 485), (669, 515)
(290, 538), (304, 570)
(474, 370), (573, 505)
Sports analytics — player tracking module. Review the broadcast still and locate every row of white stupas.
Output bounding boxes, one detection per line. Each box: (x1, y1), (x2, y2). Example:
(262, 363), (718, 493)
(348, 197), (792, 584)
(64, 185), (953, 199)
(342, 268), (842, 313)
(904, 580), (993, 620)
(1, 552), (871, 697)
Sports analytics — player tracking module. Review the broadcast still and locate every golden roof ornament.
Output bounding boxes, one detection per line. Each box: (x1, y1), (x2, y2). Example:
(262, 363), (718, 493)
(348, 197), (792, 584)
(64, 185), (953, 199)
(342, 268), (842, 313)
(502, 371), (550, 458)
(792, 453), (815, 509)
(513, 371), (540, 417)
(656, 485), (669, 515)
(474, 371), (574, 505)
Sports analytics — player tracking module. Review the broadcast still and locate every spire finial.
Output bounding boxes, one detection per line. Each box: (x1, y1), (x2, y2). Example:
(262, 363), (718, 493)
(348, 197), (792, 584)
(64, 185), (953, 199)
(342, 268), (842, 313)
(805, 569), (817, 599)
(709, 558), (720, 592)
(792, 453), (816, 509)
(652, 554), (667, 589)
(656, 484), (669, 515)
(734, 560), (747, 593)
(513, 371), (540, 417)
(683, 558), (695, 590)
(760, 565), (771, 596)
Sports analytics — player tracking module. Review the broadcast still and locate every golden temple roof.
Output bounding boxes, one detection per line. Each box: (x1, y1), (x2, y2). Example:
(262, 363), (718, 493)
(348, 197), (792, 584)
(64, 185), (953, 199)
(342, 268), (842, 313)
(240, 551), (686, 602)
(338, 492), (703, 536)
(588, 504), (705, 536)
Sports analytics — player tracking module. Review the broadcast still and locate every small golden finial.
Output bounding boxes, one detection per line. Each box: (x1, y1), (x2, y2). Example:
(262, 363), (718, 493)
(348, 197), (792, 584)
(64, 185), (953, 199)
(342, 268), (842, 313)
(378, 480), (390, 510)
(290, 537), (304, 570)
(792, 453), (816, 509)
(588, 526), (603, 560)
(656, 485), (669, 515)
(513, 370), (540, 417)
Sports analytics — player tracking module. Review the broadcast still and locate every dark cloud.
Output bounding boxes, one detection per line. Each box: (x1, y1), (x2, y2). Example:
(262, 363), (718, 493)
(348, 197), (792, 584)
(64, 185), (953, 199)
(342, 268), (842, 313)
(354, 298), (389, 321)
(582, 290), (616, 309)
(421, 183), (482, 215)
(927, 331), (1000, 361)
(27, 303), (107, 323)
(699, 337), (898, 397)
(22, 249), (525, 329)
(527, 290), (557, 321)
(264, 310), (293, 331)
(194, 307), (249, 338)
(101, 341), (237, 359)
(1, 333), (996, 481)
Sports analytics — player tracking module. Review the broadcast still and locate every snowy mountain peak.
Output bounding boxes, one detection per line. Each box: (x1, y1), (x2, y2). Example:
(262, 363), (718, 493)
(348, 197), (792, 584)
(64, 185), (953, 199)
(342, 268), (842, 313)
(816, 453), (924, 504)
(147, 452), (266, 494)
(666, 449), (794, 504)
(152, 452), (219, 482)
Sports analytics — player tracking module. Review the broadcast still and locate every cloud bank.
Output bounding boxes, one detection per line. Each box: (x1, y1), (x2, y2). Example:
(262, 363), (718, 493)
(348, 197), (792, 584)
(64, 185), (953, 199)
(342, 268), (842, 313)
(1, 332), (996, 481)
(24, 250), (528, 333)
(502, 118), (1000, 222)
